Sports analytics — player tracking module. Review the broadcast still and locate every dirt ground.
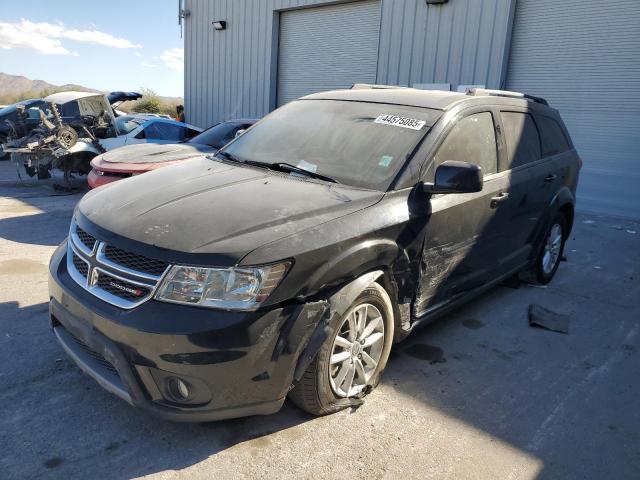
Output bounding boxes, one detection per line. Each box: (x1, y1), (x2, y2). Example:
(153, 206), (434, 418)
(1, 161), (639, 480)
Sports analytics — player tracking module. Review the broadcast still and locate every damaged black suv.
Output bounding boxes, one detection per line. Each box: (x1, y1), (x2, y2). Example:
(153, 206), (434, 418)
(49, 87), (580, 421)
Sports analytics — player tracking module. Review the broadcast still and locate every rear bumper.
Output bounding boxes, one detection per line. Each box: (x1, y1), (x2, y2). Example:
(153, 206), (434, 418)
(48, 242), (325, 422)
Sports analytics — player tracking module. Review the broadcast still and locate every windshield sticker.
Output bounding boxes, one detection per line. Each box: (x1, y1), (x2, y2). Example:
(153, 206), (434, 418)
(374, 114), (426, 131)
(378, 155), (394, 168)
(297, 159), (318, 173)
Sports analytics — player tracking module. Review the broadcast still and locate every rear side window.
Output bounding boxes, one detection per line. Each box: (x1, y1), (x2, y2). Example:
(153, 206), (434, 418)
(535, 115), (571, 156)
(501, 112), (541, 170)
(433, 112), (498, 177)
(144, 122), (186, 141)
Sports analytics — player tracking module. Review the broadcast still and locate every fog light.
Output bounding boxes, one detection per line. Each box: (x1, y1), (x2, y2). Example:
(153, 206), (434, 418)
(167, 377), (191, 401)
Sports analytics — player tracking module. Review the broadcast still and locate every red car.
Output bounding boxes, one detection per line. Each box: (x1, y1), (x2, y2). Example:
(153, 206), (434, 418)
(88, 119), (257, 188)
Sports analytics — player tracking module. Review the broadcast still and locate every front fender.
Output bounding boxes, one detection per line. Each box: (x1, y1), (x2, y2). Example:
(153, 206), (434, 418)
(301, 239), (401, 298)
(293, 270), (384, 381)
(67, 141), (100, 155)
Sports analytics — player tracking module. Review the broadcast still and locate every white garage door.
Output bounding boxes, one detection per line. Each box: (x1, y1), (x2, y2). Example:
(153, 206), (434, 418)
(507, 0), (640, 218)
(277, 0), (381, 106)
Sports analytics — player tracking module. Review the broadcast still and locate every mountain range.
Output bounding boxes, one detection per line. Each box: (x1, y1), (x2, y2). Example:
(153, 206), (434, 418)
(0, 72), (182, 105)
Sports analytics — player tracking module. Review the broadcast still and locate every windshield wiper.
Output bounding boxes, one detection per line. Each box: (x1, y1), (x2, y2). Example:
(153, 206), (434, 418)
(215, 150), (243, 163)
(269, 162), (339, 184)
(218, 155), (339, 184)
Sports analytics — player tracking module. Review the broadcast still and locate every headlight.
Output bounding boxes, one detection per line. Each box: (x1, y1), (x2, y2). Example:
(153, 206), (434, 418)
(155, 262), (291, 310)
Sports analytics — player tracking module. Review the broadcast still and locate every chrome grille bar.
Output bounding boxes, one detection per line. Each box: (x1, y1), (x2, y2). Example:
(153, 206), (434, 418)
(67, 220), (171, 309)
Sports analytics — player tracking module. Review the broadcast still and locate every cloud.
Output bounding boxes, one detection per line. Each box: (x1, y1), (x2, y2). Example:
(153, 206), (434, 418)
(134, 52), (142, 57)
(160, 48), (184, 73)
(141, 60), (157, 68)
(62, 28), (141, 49)
(0, 19), (141, 55)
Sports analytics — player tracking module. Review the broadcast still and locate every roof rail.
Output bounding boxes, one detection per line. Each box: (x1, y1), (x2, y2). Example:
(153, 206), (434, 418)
(466, 88), (549, 106)
(351, 83), (408, 90)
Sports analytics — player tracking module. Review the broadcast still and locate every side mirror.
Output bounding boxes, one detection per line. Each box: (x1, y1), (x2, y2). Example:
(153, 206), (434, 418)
(424, 160), (483, 194)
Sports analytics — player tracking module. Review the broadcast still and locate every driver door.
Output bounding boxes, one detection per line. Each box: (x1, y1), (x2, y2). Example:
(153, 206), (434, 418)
(414, 109), (510, 316)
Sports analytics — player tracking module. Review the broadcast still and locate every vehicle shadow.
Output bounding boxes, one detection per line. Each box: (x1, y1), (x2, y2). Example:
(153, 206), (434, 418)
(0, 175), (84, 247)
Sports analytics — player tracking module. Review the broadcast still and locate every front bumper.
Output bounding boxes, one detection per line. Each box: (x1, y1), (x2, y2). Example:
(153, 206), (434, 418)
(48, 242), (325, 422)
(87, 169), (130, 189)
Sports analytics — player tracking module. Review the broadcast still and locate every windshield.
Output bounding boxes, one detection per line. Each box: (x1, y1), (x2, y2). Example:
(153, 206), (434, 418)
(220, 100), (439, 190)
(116, 116), (145, 135)
(189, 122), (249, 149)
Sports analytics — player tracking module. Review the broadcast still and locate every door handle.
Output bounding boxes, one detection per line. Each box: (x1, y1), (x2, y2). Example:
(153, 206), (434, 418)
(490, 192), (510, 208)
(544, 174), (557, 183)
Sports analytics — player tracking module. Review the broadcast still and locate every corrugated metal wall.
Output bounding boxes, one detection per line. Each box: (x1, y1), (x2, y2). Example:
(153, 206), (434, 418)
(376, 0), (514, 89)
(507, 0), (640, 218)
(184, 0), (514, 128)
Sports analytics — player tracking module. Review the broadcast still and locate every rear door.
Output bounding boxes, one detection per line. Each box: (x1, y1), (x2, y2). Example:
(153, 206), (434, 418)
(498, 109), (553, 258)
(414, 109), (508, 315)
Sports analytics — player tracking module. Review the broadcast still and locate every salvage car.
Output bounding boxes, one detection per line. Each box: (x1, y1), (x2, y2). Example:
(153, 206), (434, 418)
(0, 99), (47, 160)
(1, 91), (199, 183)
(49, 87), (580, 421)
(88, 119), (256, 188)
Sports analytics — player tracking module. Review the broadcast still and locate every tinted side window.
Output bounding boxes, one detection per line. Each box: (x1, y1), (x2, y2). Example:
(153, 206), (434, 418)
(186, 128), (200, 139)
(501, 112), (541, 170)
(433, 112), (497, 177)
(144, 122), (185, 141)
(535, 115), (571, 156)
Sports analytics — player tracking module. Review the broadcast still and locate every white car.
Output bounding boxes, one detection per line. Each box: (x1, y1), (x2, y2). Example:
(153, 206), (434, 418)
(100, 115), (202, 151)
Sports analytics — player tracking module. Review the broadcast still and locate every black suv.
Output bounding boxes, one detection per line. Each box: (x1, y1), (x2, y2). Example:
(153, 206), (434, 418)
(48, 87), (580, 421)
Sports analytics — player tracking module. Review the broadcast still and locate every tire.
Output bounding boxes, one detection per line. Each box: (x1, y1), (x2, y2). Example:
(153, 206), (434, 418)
(529, 213), (567, 284)
(288, 283), (394, 416)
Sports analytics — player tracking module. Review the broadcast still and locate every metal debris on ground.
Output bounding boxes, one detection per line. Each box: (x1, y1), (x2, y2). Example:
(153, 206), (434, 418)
(528, 304), (570, 334)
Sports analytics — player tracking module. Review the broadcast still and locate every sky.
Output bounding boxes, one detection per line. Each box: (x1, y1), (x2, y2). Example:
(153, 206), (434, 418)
(0, 0), (184, 97)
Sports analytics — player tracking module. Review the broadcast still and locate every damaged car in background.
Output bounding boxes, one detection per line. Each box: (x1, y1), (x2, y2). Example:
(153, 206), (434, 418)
(1, 91), (200, 185)
(88, 118), (257, 188)
(48, 86), (580, 421)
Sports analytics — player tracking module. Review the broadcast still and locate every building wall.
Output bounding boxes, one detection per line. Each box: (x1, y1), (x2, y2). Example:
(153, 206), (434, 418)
(184, 0), (515, 128)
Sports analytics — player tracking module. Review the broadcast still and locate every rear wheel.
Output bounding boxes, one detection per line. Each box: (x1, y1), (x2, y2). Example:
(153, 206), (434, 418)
(288, 283), (394, 415)
(530, 214), (567, 284)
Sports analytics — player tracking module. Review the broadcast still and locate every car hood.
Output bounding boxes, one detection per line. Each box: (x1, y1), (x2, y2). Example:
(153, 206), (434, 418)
(79, 157), (383, 263)
(98, 143), (216, 165)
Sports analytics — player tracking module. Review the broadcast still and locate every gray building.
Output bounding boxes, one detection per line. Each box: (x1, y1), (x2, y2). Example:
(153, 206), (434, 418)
(183, 0), (640, 218)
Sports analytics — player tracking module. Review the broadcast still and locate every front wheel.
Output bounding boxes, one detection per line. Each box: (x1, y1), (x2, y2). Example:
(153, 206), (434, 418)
(288, 283), (394, 416)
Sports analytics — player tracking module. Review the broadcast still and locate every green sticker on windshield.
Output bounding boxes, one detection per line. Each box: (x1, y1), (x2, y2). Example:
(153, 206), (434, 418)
(379, 155), (394, 168)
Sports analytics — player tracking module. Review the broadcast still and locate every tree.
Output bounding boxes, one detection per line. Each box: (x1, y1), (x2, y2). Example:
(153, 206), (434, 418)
(131, 88), (162, 114)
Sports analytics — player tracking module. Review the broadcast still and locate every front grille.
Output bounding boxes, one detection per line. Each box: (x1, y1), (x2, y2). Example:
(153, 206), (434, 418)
(103, 245), (169, 277)
(66, 329), (119, 378)
(75, 226), (96, 251)
(96, 272), (152, 301)
(72, 251), (89, 277)
(68, 221), (168, 309)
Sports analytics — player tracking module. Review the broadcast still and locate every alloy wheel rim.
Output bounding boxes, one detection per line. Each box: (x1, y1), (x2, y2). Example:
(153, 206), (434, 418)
(329, 303), (385, 398)
(542, 223), (563, 275)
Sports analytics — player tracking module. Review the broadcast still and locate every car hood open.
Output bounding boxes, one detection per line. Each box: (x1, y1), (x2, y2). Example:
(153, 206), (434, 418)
(98, 143), (216, 166)
(79, 157), (383, 264)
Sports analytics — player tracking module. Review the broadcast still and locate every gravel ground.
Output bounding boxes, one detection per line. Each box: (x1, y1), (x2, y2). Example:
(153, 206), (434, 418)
(1, 161), (639, 480)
